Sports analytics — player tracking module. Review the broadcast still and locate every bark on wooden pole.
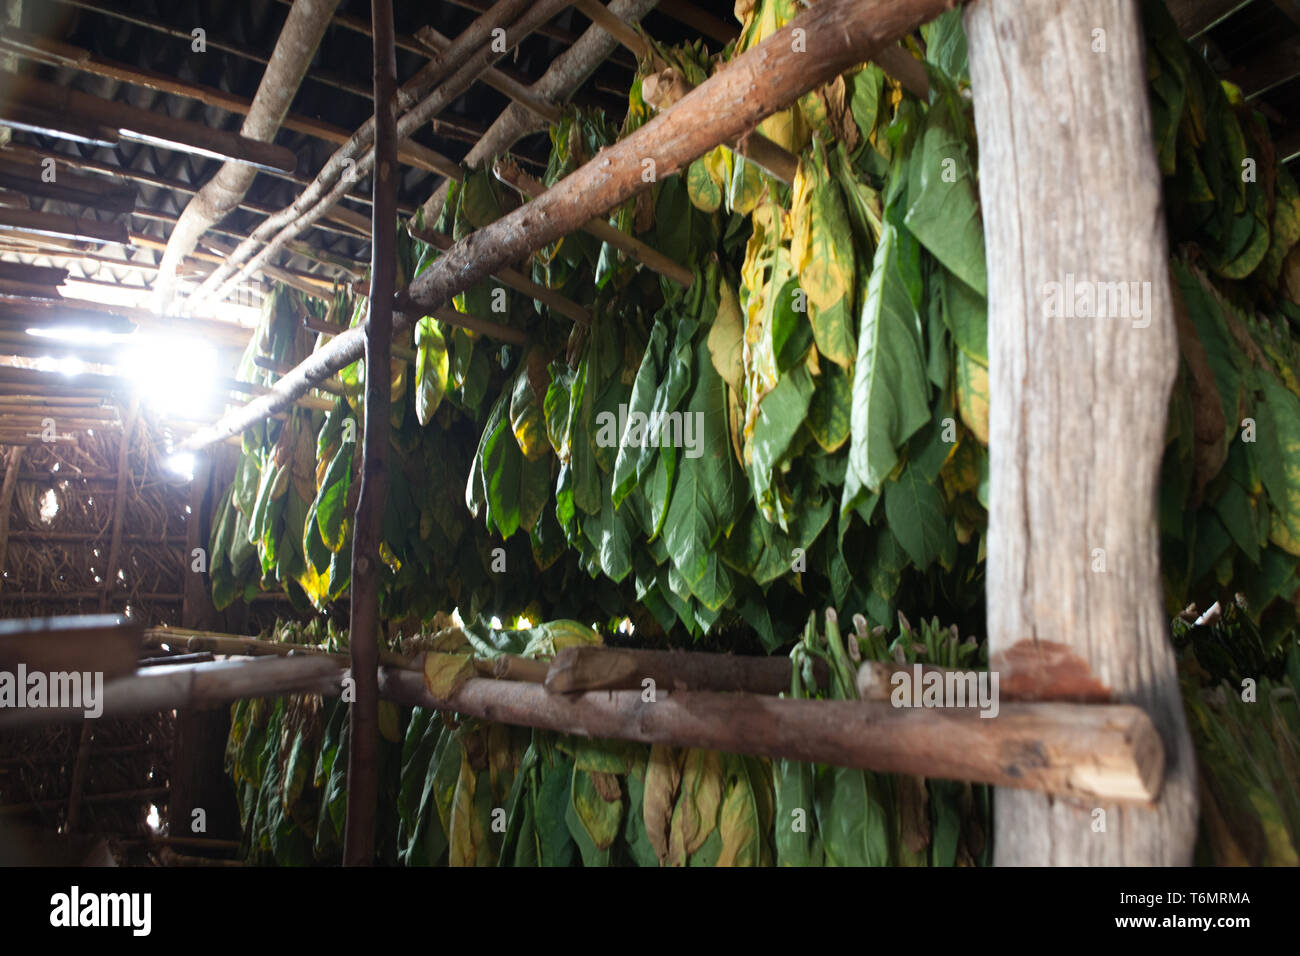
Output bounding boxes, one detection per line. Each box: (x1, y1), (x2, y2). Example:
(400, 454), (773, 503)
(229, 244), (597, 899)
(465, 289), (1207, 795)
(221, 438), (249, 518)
(964, 0), (1198, 864)
(0, 653), (1161, 804)
(342, 0), (398, 869)
(179, 0), (958, 452)
(381, 671), (1164, 803)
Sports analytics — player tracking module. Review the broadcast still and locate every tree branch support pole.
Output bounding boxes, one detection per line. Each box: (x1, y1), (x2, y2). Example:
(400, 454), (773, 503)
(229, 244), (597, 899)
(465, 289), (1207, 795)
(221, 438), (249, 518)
(342, 0), (397, 868)
(965, 0), (1198, 864)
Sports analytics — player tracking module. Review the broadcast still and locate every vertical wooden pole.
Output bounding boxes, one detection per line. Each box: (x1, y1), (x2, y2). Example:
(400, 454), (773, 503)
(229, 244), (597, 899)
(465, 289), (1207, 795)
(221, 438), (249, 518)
(964, 1), (1198, 863)
(0, 444), (23, 587)
(342, 0), (396, 868)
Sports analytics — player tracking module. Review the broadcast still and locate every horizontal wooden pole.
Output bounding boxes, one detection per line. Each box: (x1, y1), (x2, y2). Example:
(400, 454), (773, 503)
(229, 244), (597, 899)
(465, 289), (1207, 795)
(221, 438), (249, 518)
(544, 645), (819, 694)
(493, 159), (695, 286)
(414, 26), (562, 124)
(380, 669), (1164, 804)
(409, 225), (590, 325)
(640, 68), (798, 185)
(0, 649), (1163, 802)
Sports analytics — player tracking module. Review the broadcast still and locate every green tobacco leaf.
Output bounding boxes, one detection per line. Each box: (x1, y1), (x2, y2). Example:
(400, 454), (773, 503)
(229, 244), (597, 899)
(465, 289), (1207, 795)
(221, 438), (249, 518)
(748, 364), (814, 527)
(843, 220), (930, 513)
(1260, 373), (1300, 555)
(903, 75), (985, 296)
(817, 766), (891, 866)
(415, 318), (448, 426)
(707, 280), (745, 392)
(687, 148), (725, 213)
(791, 141), (857, 368)
(662, 342), (743, 612)
(775, 755), (822, 866)
(922, 9), (969, 83)
(848, 65), (883, 145)
(313, 443), (353, 553)
(807, 359), (852, 453)
(885, 462), (953, 570)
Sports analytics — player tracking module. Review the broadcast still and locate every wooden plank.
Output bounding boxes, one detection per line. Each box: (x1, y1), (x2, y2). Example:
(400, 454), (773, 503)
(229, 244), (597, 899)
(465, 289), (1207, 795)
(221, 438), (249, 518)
(0, 261), (69, 288)
(13, 75), (297, 173)
(0, 208), (128, 245)
(965, 0), (1198, 863)
(0, 613), (142, 680)
(50, 0), (372, 100)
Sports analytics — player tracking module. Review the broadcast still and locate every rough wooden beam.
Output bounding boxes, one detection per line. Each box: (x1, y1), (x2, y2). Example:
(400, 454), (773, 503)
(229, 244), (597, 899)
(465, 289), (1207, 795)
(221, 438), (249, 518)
(0, 101), (118, 147)
(414, 26), (563, 124)
(640, 67), (798, 184)
(965, 0), (1198, 864)
(0, 157), (136, 215)
(0, 649), (1163, 803)
(409, 225), (590, 325)
(443, 0), (638, 68)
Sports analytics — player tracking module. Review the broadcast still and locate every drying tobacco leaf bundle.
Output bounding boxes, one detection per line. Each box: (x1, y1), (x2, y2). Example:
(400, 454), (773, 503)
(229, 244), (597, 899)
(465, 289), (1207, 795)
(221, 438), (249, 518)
(773, 609), (989, 867)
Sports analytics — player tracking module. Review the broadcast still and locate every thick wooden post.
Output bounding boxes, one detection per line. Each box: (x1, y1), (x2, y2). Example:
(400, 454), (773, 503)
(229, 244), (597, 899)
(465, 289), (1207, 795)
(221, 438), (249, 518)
(965, 1), (1198, 863)
(342, 0), (397, 868)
